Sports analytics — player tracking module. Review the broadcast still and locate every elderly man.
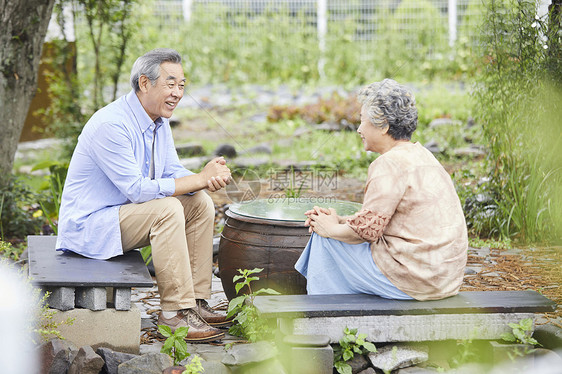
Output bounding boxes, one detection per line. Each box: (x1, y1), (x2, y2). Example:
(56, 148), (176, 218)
(56, 48), (231, 343)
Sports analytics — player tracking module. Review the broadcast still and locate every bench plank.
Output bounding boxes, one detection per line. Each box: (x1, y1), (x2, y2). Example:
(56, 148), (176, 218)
(28, 235), (153, 287)
(254, 291), (556, 318)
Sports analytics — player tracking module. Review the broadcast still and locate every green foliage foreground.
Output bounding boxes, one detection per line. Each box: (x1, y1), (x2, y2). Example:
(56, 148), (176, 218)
(471, 0), (562, 244)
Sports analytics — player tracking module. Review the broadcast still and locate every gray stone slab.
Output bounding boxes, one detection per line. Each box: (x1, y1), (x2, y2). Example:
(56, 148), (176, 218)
(75, 287), (107, 310)
(282, 312), (536, 343)
(28, 235), (153, 287)
(254, 291), (556, 318)
(114, 287), (132, 310)
(43, 286), (75, 311)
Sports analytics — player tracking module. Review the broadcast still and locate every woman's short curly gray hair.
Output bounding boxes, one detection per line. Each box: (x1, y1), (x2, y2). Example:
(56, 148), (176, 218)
(130, 48), (182, 92)
(358, 78), (418, 140)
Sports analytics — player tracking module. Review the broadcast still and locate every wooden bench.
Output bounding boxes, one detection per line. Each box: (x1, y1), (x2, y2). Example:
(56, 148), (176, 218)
(254, 292), (557, 343)
(27, 235), (153, 311)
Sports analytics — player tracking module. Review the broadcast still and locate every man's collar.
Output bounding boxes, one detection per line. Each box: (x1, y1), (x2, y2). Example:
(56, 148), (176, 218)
(125, 90), (162, 133)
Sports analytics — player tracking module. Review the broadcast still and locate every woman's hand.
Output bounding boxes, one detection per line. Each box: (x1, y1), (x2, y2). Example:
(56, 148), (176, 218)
(305, 206), (339, 237)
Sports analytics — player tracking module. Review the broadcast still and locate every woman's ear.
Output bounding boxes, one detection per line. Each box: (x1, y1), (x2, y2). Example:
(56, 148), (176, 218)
(381, 125), (389, 135)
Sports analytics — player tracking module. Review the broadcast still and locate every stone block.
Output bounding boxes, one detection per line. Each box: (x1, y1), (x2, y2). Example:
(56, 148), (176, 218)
(486, 341), (535, 363)
(281, 334), (333, 374)
(44, 286), (75, 311)
(283, 313), (535, 343)
(75, 287), (107, 310)
(222, 341), (278, 366)
(117, 353), (172, 374)
(50, 304), (141, 354)
(68, 346), (105, 374)
(287, 345), (333, 374)
(113, 288), (131, 311)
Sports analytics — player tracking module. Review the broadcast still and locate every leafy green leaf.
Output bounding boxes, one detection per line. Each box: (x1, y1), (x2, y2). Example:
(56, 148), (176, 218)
(175, 326), (189, 339)
(342, 349), (353, 361)
(158, 325), (172, 338)
(363, 342), (376, 352)
(334, 361), (352, 374)
(161, 337), (174, 353)
(235, 282), (247, 295)
(501, 332), (516, 342)
(253, 288), (281, 295)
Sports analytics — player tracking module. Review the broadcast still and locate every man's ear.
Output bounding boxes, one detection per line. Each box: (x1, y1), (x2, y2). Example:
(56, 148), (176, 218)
(138, 75), (150, 93)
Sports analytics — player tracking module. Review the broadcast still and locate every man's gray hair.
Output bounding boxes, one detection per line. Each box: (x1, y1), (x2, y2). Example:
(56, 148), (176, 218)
(130, 48), (182, 92)
(358, 78), (418, 140)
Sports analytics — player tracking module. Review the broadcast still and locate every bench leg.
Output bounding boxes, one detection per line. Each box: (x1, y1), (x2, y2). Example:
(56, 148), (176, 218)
(43, 287), (75, 311)
(75, 287), (107, 311)
(113, 288), (131, 311)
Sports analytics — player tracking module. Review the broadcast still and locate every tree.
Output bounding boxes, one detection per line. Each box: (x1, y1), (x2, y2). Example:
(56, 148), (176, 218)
(0, 0), (56, 176)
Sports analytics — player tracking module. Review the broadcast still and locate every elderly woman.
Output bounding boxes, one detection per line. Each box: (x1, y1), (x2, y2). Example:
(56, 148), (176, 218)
(295, 79), (467, 301)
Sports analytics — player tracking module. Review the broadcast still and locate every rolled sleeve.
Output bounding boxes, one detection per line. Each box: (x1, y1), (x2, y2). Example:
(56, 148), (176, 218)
(157, 177), (176, 196)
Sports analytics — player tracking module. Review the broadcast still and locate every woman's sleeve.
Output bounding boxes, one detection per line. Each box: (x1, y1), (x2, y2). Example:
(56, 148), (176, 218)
(345, 158), (406, 242)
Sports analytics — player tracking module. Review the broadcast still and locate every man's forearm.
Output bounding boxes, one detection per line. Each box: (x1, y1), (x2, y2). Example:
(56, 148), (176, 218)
(173, 174), (207, 196)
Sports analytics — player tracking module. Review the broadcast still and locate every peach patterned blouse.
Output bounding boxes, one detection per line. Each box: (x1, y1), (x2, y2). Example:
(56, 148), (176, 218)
(346, 142), (468, 300)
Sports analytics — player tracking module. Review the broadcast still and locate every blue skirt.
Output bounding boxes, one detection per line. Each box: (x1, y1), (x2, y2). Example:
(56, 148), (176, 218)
(295, 233), (412, 299)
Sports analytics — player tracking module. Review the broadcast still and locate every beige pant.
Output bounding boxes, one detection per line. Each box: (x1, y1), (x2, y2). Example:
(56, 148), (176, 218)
(119, 191), (215, 310)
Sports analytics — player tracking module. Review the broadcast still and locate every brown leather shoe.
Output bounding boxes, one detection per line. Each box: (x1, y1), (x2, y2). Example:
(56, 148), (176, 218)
(196, 299), (234, 327)
(157, 308), (225, 343)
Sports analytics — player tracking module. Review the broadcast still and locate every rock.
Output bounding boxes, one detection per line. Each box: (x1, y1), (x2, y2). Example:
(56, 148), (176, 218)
(161, 366), (186, 374)
(396, 366), (439, 373)
(222, 341), (278, 366)
(175, 143), (205, 157)
(534, 324), (562, 350)
(241, 144), (273, 155)
(357, 368), (376, 374)
(464, 267), (478, 275)
(68, 346), (105, 374)
(169, 117), (181, 128)
(423, 140), (441, 154)
(316, 122), (341, 131)
(96, 347), (138, 374)
(117, 353), (172, 374)
(368, 344), (428, 372)
(428, 118), (462, 128)
(215, 144), (237, 158)
(179, 156), (207, 170)
(348, 353), (369, 373)
(38, 338), (78, 374)
(232, 357), (286, 374)
(452, 146), (485, 158)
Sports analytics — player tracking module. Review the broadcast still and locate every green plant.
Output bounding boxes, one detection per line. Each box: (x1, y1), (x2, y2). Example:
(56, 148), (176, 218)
(34, 290), (75, 342)
(140, 245), (152, 266)
(333, 327), (377, 374)
(448, 338), (478, 368)
(473, 0), (562, 244)
(500, 318), (540, 346)
(33, 160), (69, 235)
(158, 325), (205, 372)
(226, 268), (280, 342)
(0, 174), (44, 241)
(158, 325), (190, 365)
(183, 355), (204, 374)
(0, 240), (25, 262)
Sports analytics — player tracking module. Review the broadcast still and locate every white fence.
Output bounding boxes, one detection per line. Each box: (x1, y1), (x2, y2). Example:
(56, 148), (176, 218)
(153, 0), (486, 47)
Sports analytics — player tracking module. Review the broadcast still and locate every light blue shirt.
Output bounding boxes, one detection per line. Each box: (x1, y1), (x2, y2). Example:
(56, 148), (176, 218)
(56, 90), (193, 259)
